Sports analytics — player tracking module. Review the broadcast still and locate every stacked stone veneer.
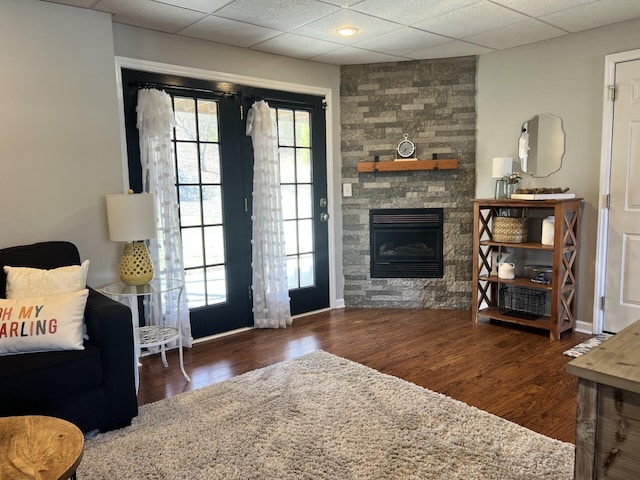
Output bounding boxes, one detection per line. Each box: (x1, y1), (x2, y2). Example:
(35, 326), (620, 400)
(340, 56), (476, 309)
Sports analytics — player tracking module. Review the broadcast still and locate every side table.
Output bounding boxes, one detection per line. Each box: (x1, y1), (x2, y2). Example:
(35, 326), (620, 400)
(100, 278), (191, 390)
(0, 415), (83, 480)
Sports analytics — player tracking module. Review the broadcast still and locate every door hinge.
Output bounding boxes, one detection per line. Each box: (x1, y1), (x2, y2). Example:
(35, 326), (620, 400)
(608, 85), (616, 101)
(248, 285), (253, 300)
(240, 104), (244, 120)
(244, 197), (248, 212)
(605, 193), (611, 209)
(600, 296), (605, 310)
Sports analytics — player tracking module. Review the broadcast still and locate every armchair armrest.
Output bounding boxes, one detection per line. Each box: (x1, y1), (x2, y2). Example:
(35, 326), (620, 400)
(85, 287), (138, 429)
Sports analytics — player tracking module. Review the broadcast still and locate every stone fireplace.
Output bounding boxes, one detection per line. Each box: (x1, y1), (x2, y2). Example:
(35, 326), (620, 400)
(340, 57), (476, 309)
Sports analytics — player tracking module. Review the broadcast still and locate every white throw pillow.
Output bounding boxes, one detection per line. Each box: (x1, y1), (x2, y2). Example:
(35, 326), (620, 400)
(4, 260), (90, 298)
(0, 289), (88, 355)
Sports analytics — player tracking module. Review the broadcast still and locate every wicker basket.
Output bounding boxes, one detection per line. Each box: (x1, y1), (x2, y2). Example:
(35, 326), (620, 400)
(492, 216), (527, 243)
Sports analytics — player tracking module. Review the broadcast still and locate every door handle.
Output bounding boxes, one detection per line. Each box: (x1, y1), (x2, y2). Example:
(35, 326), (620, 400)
(320, 212), (329, 222)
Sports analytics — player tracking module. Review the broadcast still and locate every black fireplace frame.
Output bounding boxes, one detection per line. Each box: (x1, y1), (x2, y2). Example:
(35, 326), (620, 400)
(369, 208), (443, 278)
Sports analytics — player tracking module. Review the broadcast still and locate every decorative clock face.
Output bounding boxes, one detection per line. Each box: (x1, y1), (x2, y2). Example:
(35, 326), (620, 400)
(396, 134), (415, 158)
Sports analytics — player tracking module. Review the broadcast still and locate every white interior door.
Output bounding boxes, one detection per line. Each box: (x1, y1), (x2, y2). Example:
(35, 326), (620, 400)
(604, 58), (640, 332)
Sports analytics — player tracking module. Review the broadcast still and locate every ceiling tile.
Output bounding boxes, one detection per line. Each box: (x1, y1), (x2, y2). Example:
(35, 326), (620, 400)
(539, 0), (640, 33)
(153, 0), (235, 14)
(354, 27), (450, 56)
(490, 0), (596, 17)
(213, 0), (340, 31)
(407, 40), (493, 59)
(464, 19), (566, 49)
(310, 46), (405, 64)
(292, 9), (402, 45)
(414, 1), (529, 38)
(252, 33), (343, 59)
(351, 0), (478, 25)
(180, 15), (281, 47)
(94, 0), (206, 33)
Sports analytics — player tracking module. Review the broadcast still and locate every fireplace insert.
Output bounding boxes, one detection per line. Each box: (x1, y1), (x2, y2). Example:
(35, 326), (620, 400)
(369, 208), (443, 278)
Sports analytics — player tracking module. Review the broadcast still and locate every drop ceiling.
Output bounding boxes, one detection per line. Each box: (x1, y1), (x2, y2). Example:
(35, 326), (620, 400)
(42, 0), (640, 65)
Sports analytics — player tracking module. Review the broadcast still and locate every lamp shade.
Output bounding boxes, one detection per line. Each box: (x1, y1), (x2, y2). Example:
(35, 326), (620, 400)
(492, 157), (513, 178)
(106, 193), (157, 242)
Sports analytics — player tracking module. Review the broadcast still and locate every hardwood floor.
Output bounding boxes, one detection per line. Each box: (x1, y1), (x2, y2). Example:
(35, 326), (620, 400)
(137, 308), (592, 443)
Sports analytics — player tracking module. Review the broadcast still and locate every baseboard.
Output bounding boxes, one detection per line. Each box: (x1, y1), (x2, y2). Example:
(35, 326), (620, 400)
(334, 298), (345, 309)
(193, 327), (254, 345)
(575, 320), (593, 334)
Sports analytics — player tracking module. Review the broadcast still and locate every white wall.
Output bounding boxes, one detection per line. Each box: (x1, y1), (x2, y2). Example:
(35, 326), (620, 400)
(0, 0), (124, 286)
(477, 17), (640, 329)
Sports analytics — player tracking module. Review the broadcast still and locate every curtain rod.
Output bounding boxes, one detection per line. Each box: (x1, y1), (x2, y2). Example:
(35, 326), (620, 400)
(137, 82), (238, 98)
(249, 95), (326, 110)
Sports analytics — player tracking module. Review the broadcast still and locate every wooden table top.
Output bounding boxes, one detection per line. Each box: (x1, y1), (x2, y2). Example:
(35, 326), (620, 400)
(567, 319), (640, 394)
(0, 415), (84, 480)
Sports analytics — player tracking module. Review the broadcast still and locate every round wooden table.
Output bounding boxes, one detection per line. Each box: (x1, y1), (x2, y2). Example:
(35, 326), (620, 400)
(0, 415), (84, 480)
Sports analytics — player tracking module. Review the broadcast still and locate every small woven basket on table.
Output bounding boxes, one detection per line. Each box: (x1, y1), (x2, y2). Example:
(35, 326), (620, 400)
(492, 217), (527, 243)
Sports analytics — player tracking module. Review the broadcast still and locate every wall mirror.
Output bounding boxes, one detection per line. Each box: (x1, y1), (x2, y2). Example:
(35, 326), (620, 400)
(518, 113), (565, 177)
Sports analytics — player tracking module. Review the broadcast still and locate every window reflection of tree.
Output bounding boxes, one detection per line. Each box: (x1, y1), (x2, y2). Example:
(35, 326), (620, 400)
(173, 98), (220, 182)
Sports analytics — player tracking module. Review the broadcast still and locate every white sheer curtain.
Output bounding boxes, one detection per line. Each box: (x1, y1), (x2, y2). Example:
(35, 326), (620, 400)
(137, 88), (192, 347)
(246, 100), (292, 328)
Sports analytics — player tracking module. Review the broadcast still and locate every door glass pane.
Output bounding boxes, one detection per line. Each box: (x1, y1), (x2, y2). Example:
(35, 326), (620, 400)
(204, 225), (225, 265)
(200, 144), (221, 184)
(281, 185), (297, 220)
(185, 268), (205, 309)
(206, 265), (226, 305)
(296, 148), (311, 183)
(174, 97), (197, 141)
(299, 253), (314, 287)
(295, 111), (310, 147)
(286, 256), (299, 289)
(280, 148), (295, 183)
(297, 185), (312, 219)
(283, 220), (298, 255)
(176, 143), (199, 183)
(197, 100), (218, 142)
(181, 227), (203, 269)
(202, 186), (222, 224)
(298, 219), (313, 253)
(277, 109), (294, 146)
(179, 186), (201, 227)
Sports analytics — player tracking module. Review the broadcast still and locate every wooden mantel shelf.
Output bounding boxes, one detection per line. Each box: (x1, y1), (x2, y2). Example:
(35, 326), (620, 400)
(357, 159), (458, 173)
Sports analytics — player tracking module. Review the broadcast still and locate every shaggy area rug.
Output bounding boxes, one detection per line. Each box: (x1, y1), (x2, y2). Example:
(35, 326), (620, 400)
(79, 351), (574, 479)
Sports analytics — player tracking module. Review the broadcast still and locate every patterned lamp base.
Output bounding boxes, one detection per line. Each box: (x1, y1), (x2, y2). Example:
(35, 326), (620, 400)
(119, 242), (154, 286)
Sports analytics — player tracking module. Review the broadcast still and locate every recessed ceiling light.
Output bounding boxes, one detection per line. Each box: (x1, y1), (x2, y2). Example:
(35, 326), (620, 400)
(337, 26), (359, 37)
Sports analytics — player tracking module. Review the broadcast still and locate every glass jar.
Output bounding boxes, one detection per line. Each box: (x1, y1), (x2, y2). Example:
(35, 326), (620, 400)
(541, 216), (555, 245)
(494, 179), (508, 198)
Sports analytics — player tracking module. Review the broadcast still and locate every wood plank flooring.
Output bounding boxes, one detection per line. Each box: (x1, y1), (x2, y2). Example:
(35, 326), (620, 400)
(137, 308), (592, 443)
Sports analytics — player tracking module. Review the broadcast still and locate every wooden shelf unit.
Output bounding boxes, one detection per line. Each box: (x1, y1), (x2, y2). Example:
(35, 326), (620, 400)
(357, 159), (458, 173)
(472, 198), (582, 340)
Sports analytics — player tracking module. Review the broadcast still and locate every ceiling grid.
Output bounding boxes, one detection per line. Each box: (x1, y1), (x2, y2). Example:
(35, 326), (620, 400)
(42, 0), (640, 64)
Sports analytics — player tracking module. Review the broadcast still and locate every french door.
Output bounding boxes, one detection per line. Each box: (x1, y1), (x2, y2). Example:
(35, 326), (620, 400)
(241, 87), (329, 315)
(121, 69), (329, 338)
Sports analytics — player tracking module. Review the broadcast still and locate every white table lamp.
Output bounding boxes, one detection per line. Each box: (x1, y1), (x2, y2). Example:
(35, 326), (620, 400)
(106, 191), (157, 286)
(492, 157), (513, 198)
